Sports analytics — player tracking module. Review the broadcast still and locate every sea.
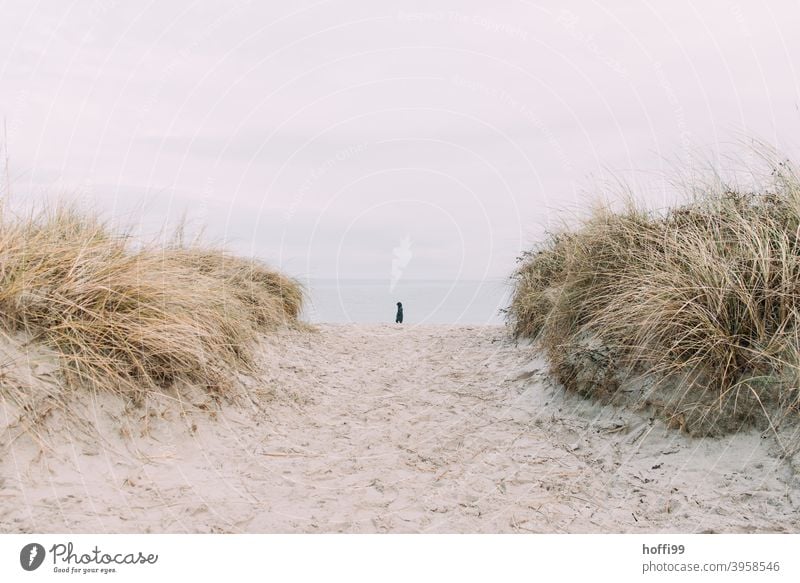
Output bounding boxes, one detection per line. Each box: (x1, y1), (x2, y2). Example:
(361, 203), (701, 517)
(302, 278), (513, 325)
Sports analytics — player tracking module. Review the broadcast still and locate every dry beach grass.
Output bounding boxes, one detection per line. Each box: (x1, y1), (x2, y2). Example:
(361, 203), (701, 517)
(0, 202), (303, 413)
(509, 159), (800, 444)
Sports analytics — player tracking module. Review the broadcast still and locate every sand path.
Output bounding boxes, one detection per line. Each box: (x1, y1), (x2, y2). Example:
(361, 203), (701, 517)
(1, 324), (799, 532)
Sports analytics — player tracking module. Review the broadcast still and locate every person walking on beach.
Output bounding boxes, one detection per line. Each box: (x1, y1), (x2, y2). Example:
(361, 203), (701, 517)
(395, 302), (403, 324)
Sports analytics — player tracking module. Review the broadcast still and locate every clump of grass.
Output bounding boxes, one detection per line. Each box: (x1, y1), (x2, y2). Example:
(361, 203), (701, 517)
(170, 249), (304, 326)
(509, 160), (800, 437)
(0, 203), (303, 403)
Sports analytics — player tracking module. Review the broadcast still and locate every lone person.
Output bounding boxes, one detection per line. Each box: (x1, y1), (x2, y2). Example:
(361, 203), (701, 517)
(395, 301), (404, 324)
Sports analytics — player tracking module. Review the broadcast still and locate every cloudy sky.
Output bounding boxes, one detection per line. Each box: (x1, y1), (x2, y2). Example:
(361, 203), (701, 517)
(2, 0), (799, 281)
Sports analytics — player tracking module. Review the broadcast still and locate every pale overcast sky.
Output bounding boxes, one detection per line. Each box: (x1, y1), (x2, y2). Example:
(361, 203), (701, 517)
(2, 0), (800, 280)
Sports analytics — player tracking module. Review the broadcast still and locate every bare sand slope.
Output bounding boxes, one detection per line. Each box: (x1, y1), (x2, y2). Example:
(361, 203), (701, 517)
(1, 324), (799, 533)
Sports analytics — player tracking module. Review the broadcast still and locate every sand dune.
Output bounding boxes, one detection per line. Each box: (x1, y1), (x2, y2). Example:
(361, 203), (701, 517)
(1, 324), (798, 533)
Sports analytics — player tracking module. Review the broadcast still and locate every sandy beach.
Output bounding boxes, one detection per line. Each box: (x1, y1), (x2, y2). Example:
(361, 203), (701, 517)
(1, 324), (798, 533)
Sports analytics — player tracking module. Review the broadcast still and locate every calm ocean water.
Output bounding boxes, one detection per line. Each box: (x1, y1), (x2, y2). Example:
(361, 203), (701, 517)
(302, 278), (513, 325)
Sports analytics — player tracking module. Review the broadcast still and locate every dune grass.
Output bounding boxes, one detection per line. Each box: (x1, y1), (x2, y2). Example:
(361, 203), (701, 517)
(509, 160), (800, 437)
(0, 203), (303, 404)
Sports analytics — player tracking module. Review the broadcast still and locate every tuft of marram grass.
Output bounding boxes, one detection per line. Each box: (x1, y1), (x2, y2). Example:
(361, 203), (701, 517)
(509, 162), (800, 437)
(169, 249), (304, 325)
(0, 204), (303, 403)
